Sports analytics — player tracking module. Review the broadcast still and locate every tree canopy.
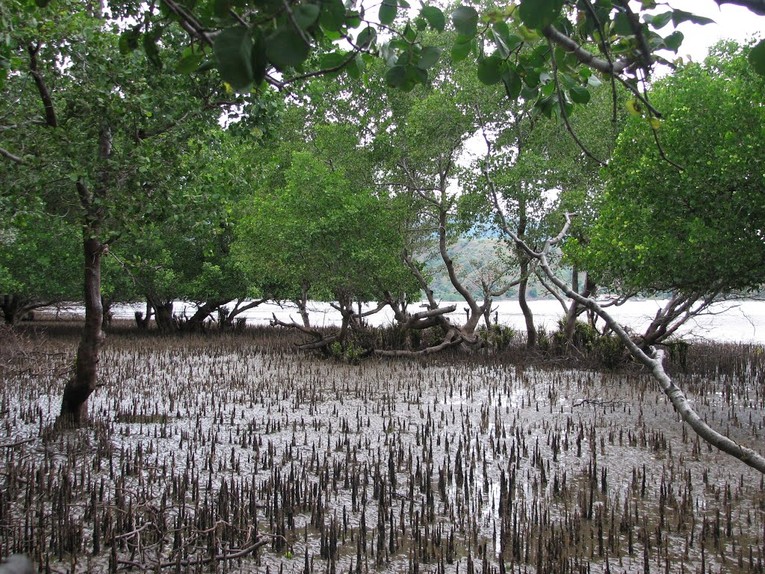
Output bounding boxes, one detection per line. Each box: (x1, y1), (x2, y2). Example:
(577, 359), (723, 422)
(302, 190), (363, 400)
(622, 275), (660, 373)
(570, 42), (765, 296)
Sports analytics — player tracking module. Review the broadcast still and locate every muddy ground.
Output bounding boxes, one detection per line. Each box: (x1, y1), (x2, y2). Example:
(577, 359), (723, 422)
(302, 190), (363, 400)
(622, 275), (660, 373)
(1, 324), (764, 573)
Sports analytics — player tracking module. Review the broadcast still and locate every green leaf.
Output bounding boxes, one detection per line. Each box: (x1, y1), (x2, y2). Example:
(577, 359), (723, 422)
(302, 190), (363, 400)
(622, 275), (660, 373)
(451, 37), (472, 62)
(670, 9), (715, 27)
(176, 52), (204, 73)
(346, 56), (362, 79)
(294, 4), (321, 29)
(420, 6), (446, 32)
(320, 51), (347, 69)
(644, 11), (672, 30)
(196, 59), (218, 73)
(418, 46), (441, 69)
(265, 27), (310, 70)
(319, 0), (346, 31)
(518, 0), (563, 31)
(251, 32), (268, 85)
(452, 6), (478, 37)
(502, 68), (522, 99)
(569, 85), (590, 104)
(379, 0), (397, 25)
(662, 30), (684, 53)
(346, 10), (362, 28)
(143, 34), (162, 69)
(214, 26), (253, 90)
(612, 13), (633, 37)
(385, 65), (407, 88)
(384, 64), (425, 90)
(489, 23), (522, 58)
(119, 29), (140, 55)
(749, 39), (765, 76)
(357, 26), (377, 48)
(477, 55), (503, 85)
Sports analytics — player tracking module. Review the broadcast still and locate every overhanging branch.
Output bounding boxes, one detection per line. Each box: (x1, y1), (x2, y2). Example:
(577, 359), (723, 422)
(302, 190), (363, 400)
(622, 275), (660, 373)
(542, 25), (629, 75)
(533, 226), (765, 475)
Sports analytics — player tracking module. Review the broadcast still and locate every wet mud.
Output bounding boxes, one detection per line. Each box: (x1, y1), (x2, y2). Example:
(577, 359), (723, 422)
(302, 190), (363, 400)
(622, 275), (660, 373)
(1, 328), (764, 572)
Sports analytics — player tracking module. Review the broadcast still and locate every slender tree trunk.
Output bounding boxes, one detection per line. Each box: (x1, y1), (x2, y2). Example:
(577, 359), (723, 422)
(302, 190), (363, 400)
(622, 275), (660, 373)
(60, 236), (105, 423)
(296, 283), (311, 328)
(563, 266), (580, 342)
(518, 257), (535, 349)
(59, 126), (110, 424)
(515, 197), (536, 349)
(101, 295), (113, 330)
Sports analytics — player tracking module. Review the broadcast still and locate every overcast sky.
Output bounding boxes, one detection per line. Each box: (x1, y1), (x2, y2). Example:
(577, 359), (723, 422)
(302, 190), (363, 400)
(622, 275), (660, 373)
(664, 0), (763, 61)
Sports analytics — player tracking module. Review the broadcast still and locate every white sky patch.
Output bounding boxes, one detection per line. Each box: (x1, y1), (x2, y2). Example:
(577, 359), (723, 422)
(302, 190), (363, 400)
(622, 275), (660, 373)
(667, 0), (764, 60)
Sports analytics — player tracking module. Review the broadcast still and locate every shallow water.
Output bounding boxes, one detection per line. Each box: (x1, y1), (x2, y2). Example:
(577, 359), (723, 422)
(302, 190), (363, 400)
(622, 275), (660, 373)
(50, 298), (765, 344)
(1, 334), (764, 573)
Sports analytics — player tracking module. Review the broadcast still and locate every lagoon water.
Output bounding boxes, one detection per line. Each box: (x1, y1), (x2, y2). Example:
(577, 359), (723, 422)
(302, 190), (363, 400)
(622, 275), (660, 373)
(97, 297), (765, 344)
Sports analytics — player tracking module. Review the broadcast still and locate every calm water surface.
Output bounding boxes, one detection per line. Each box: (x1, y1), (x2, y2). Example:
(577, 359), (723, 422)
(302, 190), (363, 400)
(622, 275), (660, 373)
(100, 298), (765, 344)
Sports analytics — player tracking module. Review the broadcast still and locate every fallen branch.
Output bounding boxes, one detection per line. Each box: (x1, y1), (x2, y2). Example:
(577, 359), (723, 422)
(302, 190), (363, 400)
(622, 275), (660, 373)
(117, 536), (271, 571)
(0, 437), (36, 449)
(374, 336), (463, 357)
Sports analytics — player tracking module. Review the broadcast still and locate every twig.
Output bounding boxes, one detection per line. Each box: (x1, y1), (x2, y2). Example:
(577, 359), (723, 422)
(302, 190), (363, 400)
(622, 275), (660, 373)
(548, 40), (605, 166)
(0, 437), (36, 449)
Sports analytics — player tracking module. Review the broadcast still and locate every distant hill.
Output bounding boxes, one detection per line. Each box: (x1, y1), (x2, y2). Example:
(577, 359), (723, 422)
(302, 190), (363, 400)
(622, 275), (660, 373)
(419, 237), (553, 301)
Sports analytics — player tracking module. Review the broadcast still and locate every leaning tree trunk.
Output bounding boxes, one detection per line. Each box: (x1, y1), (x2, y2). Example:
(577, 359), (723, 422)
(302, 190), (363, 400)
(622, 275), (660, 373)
(181, 300), (226, 332)
(60, 235), (105, 423)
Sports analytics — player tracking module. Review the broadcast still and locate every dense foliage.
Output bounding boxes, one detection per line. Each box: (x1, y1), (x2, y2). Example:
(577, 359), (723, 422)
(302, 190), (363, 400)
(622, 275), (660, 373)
(1, 0), (764, 423)
(571, 43), (765, 295)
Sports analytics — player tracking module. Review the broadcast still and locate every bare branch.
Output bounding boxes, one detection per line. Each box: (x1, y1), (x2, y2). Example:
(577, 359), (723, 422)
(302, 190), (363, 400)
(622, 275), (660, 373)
(280, 47), (362, 88)
(27, 44), (58, 128)
(0, 146), (24, 164)
(160, 0), (216, 46)
(542, 25), (629, 75)
(614, 0), (655, 75)
(650, 122), (685, 171)
(117, 536), (270, 570)
(534, 238), (765, 474)
(409, 305), (457, 322)
(374, 336), (463, 357)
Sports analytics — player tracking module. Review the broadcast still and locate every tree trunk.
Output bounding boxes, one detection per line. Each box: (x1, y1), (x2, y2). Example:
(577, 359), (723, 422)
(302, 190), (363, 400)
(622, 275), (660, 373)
(295, 282), (311, 328)
(182, 300), (225, 332)
(563, 266), (580, 342)
(59, 125), (110, 424)
(60, 236), (104, 423)
(518, 257), (535, 349)
(101, 295), (113, 330)
(1, 295), (20, 325)
(154, 300), (175, 332)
